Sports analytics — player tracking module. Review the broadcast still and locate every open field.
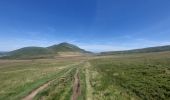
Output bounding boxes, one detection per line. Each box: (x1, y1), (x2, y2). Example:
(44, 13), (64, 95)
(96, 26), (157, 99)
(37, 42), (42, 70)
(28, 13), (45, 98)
(0, 51), (170, 100)
(1, 0), (170, 99)
(0, 58), (85, 100)
(89, 51), (170, 100)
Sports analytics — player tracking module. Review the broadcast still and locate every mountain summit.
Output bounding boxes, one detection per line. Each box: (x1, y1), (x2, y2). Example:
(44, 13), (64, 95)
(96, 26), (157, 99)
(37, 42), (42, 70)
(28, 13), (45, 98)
(48, 42), (87, 53)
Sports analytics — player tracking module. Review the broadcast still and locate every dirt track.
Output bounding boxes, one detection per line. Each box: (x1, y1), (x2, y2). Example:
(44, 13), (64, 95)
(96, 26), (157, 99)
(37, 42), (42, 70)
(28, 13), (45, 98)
(22, 79), (54, 100)
(71, 69), (81, 100)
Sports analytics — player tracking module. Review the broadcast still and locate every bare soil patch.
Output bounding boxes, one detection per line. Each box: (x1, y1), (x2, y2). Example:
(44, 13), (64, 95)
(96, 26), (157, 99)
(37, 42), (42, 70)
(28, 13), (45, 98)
(71, 69), (81, 100)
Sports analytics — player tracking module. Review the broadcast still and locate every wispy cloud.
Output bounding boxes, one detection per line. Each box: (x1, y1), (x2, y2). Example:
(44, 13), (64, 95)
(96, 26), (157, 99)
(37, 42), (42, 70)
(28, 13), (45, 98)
(72, 38), (170, 52)
(77, 44), (128, 52)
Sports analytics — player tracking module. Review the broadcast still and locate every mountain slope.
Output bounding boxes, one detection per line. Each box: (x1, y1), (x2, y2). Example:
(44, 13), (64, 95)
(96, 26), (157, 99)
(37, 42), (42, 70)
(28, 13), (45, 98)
(0, 42), (91, 59)
(48, 42), (88, 53)
(101, 45), (170, 55)
(5, 47), (53, 59)
(0, 52), (7, 57)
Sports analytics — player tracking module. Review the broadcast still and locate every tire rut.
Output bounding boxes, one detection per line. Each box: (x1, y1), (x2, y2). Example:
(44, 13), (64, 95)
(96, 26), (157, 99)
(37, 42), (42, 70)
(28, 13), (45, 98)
(71, 69), (81, 100)
(22, 64), (78, 100)
(22, 79), (54, 100)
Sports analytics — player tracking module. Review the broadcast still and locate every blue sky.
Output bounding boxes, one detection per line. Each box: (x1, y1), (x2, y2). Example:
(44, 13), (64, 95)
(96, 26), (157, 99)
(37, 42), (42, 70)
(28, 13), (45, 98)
(0, 0), (170, 52)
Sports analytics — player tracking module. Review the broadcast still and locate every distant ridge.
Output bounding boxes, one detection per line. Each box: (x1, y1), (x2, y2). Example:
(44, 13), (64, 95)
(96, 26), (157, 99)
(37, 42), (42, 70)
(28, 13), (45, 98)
(101, 45), (170, 55)
(0, 42), (91, 59)
(0, 52), (7, 57)
(1, 43), (170, 59)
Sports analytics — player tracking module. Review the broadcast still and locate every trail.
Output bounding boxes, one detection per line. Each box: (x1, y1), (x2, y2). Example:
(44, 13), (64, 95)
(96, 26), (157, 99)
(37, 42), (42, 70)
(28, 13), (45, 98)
(85, 62), (93, 100)
(71, 69), (81, 100)
(22, 80), (53, 100)
(22, 62), (81, 100)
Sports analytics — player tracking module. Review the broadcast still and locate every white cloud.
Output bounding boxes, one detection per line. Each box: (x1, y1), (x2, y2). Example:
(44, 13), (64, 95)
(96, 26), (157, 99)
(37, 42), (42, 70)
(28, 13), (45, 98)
(0, 35), (170, 52)
(74, 39), (170, 52)
(77, 44), (128, 52)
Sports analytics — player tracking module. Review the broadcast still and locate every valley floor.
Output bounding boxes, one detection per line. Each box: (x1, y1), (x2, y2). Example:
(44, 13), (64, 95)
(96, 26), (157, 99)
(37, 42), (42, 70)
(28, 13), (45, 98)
(0, 51), (170, 100)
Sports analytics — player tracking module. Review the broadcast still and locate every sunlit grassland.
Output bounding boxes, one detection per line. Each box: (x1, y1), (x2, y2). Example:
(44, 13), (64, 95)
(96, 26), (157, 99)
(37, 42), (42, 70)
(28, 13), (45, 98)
(0, 59), (80, 100)
(77, 64), (86, 100)
(0, 51), (170, 100)
(34, 67), (76, 100)
(34, 62), (87, 100)
(89, 52), (170, 100)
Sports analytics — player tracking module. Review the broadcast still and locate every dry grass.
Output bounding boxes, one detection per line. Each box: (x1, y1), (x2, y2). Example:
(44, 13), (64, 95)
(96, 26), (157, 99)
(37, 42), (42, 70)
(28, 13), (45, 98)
(0, 59), (80, 100)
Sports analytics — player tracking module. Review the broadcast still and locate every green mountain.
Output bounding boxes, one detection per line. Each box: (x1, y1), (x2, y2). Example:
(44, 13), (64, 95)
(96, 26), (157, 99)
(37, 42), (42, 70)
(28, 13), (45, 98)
(101, 45), (170, 55)
(0, 52), (4, 55)
(3, 47), (53, 59)
(0, 42), (90, 59)
(48, 42), (87, 53)
(0, 52), (7, 57)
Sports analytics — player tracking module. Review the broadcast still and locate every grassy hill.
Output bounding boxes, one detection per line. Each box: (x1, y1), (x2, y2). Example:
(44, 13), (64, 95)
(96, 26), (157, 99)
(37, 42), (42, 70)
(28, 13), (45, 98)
(0, 52), (5, 55)
(47, 42), (87, 53)
(0, 47), (53, 59)
(0, 52), (8, 57)
(0, 42), (90, 59)
(101, 45), (170, 55)
(7, 47), (53, 59)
